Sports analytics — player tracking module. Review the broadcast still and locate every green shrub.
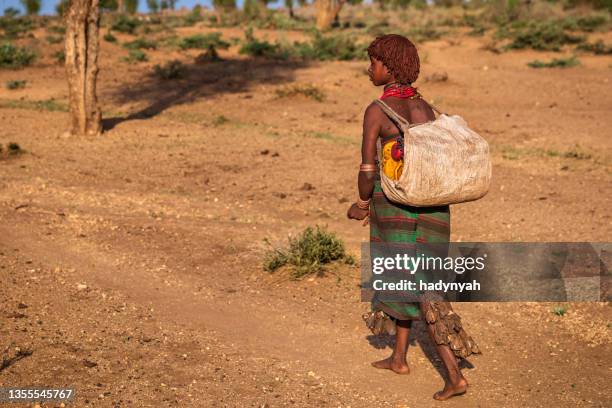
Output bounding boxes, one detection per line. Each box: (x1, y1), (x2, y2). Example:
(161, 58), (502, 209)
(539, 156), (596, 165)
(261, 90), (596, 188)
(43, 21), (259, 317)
(5, 79), (26, 89)
(275, 83), (326, 102)
(552, 305), (567, 316)
(153, 59), (185, 79)
(239, 29), (367, 61)
(103, 32), (118, 43)
(123, 38), (157, 50)
(7, 142), (22, 154)
(0, 98), (67, 111)
(0, 43), (36, 69)
(47, 25), (66, 34)
(123, 49), (148, 63)
(3, 7), (20, 18)
(577, 39), (612, 55)
(46, 35), (62, 44)
(0, 17), (35, 39)
(294, 32), (367, 61)
(263, 226), (354, 279)
(527, 56), (580, 68)
(183, 6), (204, 26)
(503, 21), (585, 51)
(239, 30), (289, 59)
(178, 33), (230, 50)
(53, 50), (65, 63)
(111, 15), (141, 34)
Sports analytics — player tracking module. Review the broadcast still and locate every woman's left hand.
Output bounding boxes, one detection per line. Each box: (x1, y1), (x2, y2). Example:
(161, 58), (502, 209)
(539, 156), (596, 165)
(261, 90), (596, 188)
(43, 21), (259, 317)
(347, 203), (370, 225)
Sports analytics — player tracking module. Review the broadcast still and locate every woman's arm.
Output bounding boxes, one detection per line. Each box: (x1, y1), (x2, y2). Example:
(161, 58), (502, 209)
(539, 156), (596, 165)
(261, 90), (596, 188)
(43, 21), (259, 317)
(347, 103), (381, 222)
(358, 103), (382, 199)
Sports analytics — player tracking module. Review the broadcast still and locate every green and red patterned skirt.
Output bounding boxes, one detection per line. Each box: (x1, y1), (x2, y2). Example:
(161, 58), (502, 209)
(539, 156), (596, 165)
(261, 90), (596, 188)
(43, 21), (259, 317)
(369, 178), (451, 320)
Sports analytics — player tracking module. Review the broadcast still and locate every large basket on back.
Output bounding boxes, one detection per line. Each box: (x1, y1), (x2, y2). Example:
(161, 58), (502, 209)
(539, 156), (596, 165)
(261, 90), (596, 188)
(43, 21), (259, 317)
(375, 98), (491, 207)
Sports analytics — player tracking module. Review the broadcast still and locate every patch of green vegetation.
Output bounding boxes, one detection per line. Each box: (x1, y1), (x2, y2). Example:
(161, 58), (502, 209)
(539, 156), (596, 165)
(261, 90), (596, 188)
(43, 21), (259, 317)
(263, 226), (355, 279)
(0, 98), (67, 112)
(7, 142), (22, 154)
(561, 14), (610, 32)
(53, 50), (65, 64)
(0, 42), (36, 69)
(46, 35), (62, 44)
(5, 79), (26, 89)
(123, 49), (148, 63)
(527, 56), (580, 68)
(123, 38), (157, 50)
(239, 27), (289, 59)
(502, 21), (585, 51)
(153, 59), (185, 80)
(0, 16), (34, 39)
(183, 5), (204, 26)
(239, 28), (367, 61)
(212, 115), (230, 126)
(103, 32), (117, 43)
(500, 144), (594, 161)
(576, 40), (612, 55)
(552, 305), (567, 316)
(275, 84), (326, 102)
(178, 33), (229, 50)
(47, 25), (65, 34)
(111, 15), (141, 34)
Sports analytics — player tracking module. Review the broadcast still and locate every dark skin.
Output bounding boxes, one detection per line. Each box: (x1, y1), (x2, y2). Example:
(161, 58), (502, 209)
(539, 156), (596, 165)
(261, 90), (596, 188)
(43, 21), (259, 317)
(347, 56), (468, 401)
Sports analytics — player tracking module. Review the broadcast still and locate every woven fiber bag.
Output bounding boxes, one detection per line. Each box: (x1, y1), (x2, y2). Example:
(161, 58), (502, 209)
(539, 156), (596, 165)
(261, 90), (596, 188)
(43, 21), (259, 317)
(375, 98), (491, 207)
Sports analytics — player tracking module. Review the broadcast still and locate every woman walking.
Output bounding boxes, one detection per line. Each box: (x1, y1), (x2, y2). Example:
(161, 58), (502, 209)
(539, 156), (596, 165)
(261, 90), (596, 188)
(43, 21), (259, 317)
(347, 34), (481, 401)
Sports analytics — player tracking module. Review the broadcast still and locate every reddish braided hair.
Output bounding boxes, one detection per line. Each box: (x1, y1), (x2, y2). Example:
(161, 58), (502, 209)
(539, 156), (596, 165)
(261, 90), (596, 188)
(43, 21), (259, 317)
(367, 34), (420, 85)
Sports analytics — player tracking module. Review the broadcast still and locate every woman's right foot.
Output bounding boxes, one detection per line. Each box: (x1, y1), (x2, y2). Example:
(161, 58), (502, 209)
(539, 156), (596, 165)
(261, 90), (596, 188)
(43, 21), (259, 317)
(371, 356), (410, 374)
(433, 378), (468, 401)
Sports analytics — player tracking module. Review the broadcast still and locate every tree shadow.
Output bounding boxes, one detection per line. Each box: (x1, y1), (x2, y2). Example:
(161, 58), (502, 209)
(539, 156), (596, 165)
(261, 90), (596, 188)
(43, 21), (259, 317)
(365, 321), (475, 381)
(102, 57), (310, 131)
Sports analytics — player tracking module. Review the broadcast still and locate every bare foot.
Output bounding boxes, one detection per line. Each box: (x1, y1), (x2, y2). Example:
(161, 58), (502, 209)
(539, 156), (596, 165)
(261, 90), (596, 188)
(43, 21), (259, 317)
(433, 378), (468, 401)
(371, 356), (410, 375)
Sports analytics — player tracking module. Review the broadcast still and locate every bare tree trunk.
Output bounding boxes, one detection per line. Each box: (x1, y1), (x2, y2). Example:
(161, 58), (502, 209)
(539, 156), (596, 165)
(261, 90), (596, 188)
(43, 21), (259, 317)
(65, 0), (102, 136)
(315, 0), (345, 31)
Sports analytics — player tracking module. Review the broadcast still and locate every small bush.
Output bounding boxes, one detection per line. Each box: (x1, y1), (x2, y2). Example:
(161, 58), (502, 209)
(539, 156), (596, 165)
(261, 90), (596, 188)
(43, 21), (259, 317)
(0, 43), (36, 69)
(239, 27), (289, 59)
(123, 38), (157, 50)
(111, 15), (141, 34)
(0, 98), (67, 111)
(103, 32), (118, 43)
(178, 33), (229, 50)
(577, 40), (612, 55)
(527, 56), (580, 68)
(5, 79), (26, 89)
(47, 25), (65, 34)
(552, 305), (567, 316)
(263, 226), (354, 279)
(503, 21), (585, 51)
(153, 59), (185, 80)
(123, 49), (148, 63)
(294, 32), (367, 61)
(53, 50), (65, 64)
(46, 35), (62, 44)
(7, 142), (22, 154)
(212, 115), (229, 126)
(239, 29), (367, 61)
(275, 84), (326, 102)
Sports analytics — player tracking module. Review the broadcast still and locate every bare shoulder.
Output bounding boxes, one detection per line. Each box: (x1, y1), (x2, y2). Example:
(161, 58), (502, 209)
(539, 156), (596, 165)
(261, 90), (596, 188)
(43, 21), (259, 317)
(409, 97), (436, 123)
(364, 101), (384, 122)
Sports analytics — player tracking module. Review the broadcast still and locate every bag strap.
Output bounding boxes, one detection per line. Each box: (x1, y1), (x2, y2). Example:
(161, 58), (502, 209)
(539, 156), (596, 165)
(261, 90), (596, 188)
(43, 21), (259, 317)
(374, 93), (446, 129)
(374, 99), (410, 130)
